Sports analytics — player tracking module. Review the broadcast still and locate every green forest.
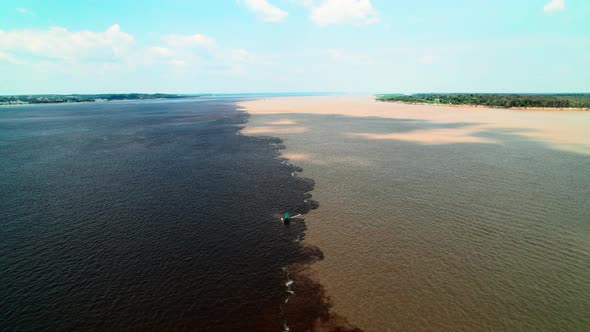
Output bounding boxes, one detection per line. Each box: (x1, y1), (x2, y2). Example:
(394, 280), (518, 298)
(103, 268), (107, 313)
(0, 93), (198, 105)
(376, 94), (590, 109)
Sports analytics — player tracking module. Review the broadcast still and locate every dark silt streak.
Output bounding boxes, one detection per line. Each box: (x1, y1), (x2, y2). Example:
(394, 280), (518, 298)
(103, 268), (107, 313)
(0, 98), (354, 331)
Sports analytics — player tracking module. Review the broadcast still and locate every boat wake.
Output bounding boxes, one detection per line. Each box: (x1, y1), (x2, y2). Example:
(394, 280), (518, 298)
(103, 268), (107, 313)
(281, 266), (295, 332)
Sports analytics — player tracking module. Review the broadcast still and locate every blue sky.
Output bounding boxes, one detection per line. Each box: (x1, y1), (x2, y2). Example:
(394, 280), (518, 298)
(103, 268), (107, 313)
(1, 0), (589, 94)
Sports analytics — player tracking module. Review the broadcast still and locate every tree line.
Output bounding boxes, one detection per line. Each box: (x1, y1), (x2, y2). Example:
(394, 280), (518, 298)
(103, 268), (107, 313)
(0, 93), (196, 105)
(376, 93), (590, 109)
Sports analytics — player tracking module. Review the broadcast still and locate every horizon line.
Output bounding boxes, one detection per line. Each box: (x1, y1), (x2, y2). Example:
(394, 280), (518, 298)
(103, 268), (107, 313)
(2, 91), (590, 96)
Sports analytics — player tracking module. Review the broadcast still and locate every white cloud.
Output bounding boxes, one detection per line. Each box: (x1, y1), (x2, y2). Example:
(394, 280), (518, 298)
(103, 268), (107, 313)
(0, 51), (25, 64)
(146, 46), (173, 58)
(544, 0), (565, 13)
(309, 0), (379, 26)
(242, 0), (288, 22)
(291, 0), (314, 6)
(0, 23), (270, 93)
(163, 33), (216, 49)
(140, 33), (218, 68)
(16, 7), (37, 17)
(141, 46), (181, 66)
(0, 24), (134, 62)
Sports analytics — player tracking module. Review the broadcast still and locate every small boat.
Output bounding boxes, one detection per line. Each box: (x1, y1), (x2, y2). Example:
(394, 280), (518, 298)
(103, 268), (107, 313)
(282, 212), (291, 223)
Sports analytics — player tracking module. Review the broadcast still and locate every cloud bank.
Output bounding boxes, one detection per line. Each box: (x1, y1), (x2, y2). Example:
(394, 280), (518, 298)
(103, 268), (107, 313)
(242, 0), (289, 22)
(309, 0), (379, 26)
(544, 0), (565, 13)
(0, 24), (134, 63)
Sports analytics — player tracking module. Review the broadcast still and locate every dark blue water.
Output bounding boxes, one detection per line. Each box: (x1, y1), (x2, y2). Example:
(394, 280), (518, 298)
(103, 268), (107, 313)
(0, 99), (326, 331)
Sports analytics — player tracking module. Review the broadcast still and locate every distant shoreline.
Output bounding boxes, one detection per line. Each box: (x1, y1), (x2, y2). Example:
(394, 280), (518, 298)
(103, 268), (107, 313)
(377, 100), (590, 111)
(0, 98), (193, 107)
(376, 93), (590, 111)
(0, 94), (202, 106)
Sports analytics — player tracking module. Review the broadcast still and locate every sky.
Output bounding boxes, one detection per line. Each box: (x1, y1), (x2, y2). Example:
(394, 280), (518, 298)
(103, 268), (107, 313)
(1, 0), (589, 94)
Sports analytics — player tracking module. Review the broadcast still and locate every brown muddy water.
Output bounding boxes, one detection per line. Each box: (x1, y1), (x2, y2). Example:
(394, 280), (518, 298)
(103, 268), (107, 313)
(241, 97), (590, 331)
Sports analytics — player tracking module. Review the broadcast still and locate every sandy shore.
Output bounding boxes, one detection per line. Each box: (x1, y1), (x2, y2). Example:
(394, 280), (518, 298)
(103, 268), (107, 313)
(239, 95), (590, 155)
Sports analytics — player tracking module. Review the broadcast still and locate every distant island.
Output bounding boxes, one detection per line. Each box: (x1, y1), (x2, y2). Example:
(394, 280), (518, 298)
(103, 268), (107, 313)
(0, 93), (204, 106)
(376, 93), (590, 110)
